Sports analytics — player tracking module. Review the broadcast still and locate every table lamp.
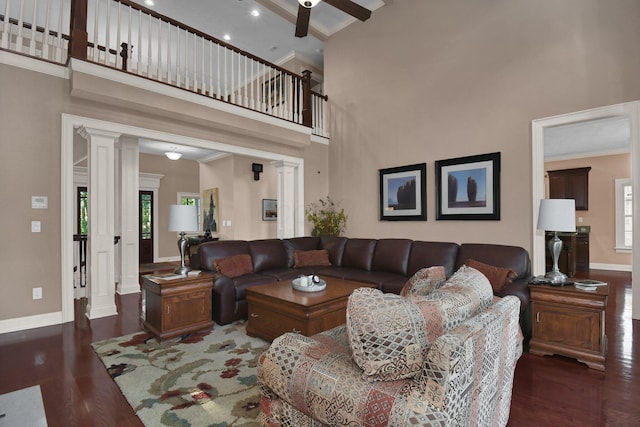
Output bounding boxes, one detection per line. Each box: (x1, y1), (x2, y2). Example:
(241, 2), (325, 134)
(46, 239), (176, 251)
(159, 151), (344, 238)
(168, 204), (199, 275)
(537, 199), (576, 284)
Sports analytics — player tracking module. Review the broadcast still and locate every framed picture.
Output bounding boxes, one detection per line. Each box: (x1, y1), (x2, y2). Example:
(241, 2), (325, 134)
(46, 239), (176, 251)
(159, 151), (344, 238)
(379, 163), (427, 221)
(201, 188), (219, 232)
(435, 152), (500, 220)
(262, 199), (277, 221)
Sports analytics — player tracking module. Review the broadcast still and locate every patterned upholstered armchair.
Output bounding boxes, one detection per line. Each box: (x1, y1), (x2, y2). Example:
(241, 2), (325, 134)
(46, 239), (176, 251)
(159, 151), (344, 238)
(257, 267), (523, 427)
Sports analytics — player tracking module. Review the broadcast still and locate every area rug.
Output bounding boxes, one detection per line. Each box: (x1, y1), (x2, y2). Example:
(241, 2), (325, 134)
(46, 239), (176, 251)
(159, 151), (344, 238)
(0, 385), (48, 426)
(92, 321), (269, 427)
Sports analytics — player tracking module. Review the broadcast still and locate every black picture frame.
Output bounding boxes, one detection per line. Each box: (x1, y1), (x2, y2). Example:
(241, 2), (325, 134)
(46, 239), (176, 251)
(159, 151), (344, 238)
(435, 152), (500, 220)
(262, 199), (277, 221)
(379, 163), (427, 221)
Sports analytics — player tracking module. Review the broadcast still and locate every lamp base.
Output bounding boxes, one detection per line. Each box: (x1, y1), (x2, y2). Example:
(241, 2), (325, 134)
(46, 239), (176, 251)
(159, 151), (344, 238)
(173, 265), (192, 276)
(544, 270), (568, 284)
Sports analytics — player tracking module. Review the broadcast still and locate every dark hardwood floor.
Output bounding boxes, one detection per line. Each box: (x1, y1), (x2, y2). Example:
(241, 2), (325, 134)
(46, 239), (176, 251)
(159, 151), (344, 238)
(0, 270), (637, 426)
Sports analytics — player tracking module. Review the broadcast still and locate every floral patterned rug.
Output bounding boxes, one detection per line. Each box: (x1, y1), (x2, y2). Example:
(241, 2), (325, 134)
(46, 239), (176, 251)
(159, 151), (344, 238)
(91, 321), (269, 426)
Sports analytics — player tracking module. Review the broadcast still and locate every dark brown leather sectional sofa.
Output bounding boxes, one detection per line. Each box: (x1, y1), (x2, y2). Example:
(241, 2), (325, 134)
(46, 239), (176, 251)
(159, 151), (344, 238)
(193, 236), (533, 342)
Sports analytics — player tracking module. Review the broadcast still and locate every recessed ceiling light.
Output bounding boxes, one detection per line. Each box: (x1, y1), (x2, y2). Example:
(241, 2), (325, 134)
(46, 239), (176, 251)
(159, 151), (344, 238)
(251, 9), (260, 17)
(223, 34), (231, 41)
(144, 0), (154, 6)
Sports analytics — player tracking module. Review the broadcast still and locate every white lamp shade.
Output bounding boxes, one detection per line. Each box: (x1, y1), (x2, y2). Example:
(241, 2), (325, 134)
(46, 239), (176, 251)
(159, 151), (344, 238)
(537, 199), (576, 232)
(168, 204), (199, 232)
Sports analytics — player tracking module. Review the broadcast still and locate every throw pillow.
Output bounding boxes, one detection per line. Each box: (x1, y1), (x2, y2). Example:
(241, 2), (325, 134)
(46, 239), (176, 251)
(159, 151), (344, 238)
(293, 249), (331, 268)
(346, 267), (493, 381)
(214, 254), (253, 278)
(400, 266), (447, 297)
(464, 258), (517, 294)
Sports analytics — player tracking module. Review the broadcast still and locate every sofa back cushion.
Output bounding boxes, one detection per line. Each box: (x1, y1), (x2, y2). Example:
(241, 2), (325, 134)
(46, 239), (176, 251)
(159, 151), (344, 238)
(371, 239), (412, 275)
(283, 237), (320, 267)
(341, 238), (377, 271)
(198, 240), (250, 272)
(249, 239), (288, 273)
(456, 243), (530, 280)
(319, 236), (348, 266)
(407, 241), (459, 277)
(346, 265), (493, 381)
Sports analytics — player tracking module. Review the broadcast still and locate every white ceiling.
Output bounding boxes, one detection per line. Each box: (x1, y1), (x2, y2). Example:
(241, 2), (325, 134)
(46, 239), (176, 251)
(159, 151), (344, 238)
(136, 0), (384, 160)
(544, 116), (631, 161)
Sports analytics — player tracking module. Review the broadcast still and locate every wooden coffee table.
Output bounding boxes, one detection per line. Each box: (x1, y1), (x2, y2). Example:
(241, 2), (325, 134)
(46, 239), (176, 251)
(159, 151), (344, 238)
(246, 277), (374, 341)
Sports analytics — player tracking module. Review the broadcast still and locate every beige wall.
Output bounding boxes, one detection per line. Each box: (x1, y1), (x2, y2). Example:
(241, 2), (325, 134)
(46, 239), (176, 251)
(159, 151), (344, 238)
(545, 154), (632, 267)
(324, 0), (640, 250)
(139, 153), (200, 259)
(0, 61), (328, 323)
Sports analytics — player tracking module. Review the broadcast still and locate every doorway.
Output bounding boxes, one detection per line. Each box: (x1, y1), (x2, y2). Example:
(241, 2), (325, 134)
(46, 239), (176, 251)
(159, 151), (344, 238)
(531, 100), (640, 320)
(139, 190), (154, 264)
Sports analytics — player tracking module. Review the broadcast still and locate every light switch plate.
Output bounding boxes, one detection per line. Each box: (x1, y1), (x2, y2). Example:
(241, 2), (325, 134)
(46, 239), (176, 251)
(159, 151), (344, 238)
(31, 221), (41, 232)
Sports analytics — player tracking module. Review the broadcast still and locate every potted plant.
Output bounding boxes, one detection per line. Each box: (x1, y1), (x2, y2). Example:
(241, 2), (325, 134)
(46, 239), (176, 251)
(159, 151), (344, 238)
(306, 197), (347, 237)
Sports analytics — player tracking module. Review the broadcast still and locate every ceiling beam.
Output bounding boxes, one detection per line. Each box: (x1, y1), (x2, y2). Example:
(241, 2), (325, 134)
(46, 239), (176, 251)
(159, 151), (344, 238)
(256, 0), (329, 41)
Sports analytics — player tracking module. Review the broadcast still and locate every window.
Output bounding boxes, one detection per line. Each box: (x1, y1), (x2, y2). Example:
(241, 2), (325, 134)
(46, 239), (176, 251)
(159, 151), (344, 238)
(178, 193), (201, 233)
(77, 187), (88, 235)
(615, 178), (632, 252)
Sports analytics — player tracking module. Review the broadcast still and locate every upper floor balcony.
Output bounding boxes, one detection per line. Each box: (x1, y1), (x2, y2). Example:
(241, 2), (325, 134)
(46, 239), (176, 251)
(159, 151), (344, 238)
(0, 0), (329, 138)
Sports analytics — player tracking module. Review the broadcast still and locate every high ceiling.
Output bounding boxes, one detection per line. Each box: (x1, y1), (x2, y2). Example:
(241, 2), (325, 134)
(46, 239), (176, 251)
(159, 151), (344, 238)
(133, 1), (630, 163)
(136, 0), (384, 160)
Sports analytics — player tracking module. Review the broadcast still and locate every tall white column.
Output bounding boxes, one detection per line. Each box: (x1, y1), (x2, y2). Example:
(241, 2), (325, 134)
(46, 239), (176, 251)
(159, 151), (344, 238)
(80, 126), (120, 319)
(273, 160), (302, 238)
(117, 136), (140, 295)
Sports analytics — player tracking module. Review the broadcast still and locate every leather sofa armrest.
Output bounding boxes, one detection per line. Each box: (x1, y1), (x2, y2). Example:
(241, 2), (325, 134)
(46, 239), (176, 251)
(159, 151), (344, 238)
(212, 274), (236, 325)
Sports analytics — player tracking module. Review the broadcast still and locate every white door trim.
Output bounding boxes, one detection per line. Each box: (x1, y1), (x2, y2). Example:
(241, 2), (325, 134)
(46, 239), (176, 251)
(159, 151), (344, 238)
(61, 114), (305, 323)
(531, 100), (640, 320)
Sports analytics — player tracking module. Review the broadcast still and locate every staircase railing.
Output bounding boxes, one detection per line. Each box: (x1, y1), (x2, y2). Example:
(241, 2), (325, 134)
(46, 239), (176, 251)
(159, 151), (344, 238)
(0, 0), (329, 136)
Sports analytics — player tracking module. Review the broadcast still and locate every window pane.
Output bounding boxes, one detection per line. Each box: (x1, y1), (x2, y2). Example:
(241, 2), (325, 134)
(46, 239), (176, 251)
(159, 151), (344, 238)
(80, 190), (88, 235)
(625, 231), (633, 247)
(141, 194), (152, 239)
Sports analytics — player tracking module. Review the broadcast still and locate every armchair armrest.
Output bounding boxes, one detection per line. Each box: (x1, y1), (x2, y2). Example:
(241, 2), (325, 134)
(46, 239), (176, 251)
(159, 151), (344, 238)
(415, 296), (522, 423)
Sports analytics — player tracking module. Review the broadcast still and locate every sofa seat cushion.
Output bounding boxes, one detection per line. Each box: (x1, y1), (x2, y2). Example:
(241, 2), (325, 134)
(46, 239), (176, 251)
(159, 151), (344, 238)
(346, 266), (494, 381)
(214, 254), (253, 278)
(464, 258), (517, 293)
(293, 249), (331, 268)
(232, 274), (277, 300)
(315, 267), (403, 287)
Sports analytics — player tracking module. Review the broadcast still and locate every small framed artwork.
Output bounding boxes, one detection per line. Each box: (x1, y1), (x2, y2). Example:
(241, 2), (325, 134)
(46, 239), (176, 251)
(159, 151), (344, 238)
(262, 199), (277, 221)
(435, 152), (500, 220)
(379, 163), (427, 221)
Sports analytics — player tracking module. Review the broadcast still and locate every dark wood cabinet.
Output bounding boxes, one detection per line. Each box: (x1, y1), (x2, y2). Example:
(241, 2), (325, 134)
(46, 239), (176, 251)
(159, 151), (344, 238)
(545, 229), (590, 275)
(142, 273), (214, 341)
(529, 284), (608, 370)
(548, 167), (591, 210)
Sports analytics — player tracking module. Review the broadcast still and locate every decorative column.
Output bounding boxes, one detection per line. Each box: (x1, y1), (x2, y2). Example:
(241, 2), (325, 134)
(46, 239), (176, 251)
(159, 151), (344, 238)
(79, 126), (120, 319)
(273, 160), (303, 238)
(116, 136), (140, 295)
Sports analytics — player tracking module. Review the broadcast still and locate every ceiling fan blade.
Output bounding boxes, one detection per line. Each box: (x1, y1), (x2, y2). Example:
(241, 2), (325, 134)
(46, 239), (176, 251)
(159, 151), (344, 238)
(295, 4), (311, 38)
(324, 0), (372, 21)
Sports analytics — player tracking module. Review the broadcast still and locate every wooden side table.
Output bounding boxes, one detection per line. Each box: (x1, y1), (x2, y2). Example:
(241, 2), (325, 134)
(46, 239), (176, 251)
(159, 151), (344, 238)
(529, 283), (608, 370)
(142, 273), (214, 341)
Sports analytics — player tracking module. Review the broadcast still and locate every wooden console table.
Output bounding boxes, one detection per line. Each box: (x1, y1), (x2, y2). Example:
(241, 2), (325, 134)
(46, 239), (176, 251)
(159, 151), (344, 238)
(529, 283), (608, 370)
(141, 273), (214, 341)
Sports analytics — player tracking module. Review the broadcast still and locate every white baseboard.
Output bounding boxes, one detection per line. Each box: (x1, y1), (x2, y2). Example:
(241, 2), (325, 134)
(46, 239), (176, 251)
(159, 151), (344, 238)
(0, 311), (63, 335)
(589, 263), (632, 272)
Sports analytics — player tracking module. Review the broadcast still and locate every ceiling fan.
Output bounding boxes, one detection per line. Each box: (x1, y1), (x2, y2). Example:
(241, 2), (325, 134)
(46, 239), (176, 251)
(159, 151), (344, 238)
(295, 0), (372, 38)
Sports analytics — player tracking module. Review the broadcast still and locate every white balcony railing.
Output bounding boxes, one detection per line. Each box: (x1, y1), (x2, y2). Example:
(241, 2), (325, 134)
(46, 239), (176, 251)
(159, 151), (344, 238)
(0, 0), (329, 137)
